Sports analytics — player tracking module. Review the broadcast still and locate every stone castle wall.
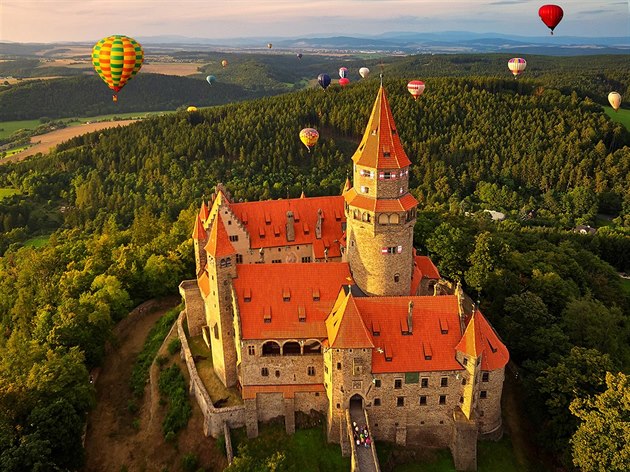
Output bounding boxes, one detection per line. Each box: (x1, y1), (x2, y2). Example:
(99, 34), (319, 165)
(179, 281), (205, 337)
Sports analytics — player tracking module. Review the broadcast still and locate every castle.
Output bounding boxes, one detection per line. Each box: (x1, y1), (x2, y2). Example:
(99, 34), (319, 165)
(180, 86), (509, 471)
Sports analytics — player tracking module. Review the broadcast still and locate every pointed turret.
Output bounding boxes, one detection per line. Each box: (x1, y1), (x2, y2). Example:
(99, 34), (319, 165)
(200, 200), (210, 222)
(192, 213), (209, 275)
(192, 214), (206, 241)
(205, 216), (236, 258)
(326, 289), (373, 349)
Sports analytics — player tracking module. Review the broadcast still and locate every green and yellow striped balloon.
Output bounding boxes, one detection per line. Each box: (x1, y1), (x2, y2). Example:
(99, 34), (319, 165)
(92, 35), (144, 102)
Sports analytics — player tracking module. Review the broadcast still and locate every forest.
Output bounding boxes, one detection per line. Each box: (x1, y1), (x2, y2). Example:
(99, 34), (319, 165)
(0, 60), (629, 470)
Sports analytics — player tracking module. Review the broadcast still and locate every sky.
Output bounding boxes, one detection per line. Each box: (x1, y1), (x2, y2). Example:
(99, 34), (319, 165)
(1, 0), (629, 43)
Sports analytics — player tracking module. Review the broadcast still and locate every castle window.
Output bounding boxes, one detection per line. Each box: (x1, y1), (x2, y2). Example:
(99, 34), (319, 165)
(248, 345), (255, 356)
(382, 246), (397, 255)
(275, 370), (280, 378)
(262, 341), (280, 356)
(394, 379), (402, 389)
(283, 341), (301, 355)
(263, 307), (272, 323)
(307, 366), (316, 376)
(236, 254), (243, 264)
(220, 259), (227, 268)
(397, 397), (404, 407)
(212, 323), (219, 340)
(353, 209), (360, 220)
(225, 257), (231, 266)
(362, 212), (371, 222)
(261, 368), (269, 376)
(441, 377), (448, 387)
(421, 378), (429, 388)
(419, 396), (427, 405)
(374, 379), (381, 387)
(282, 288), (291, 302)
(462, 357), (468, 366)
(482, 372), (490, 382)
(312, 288), (320, 301)
(229, 235), (238, 242)
(325, 365), (328, 374)
(439, 318), (449, 334)
(264, 213), (271, 225)
(243, 288), (251, 302)
(302, 256), (311, 263)
(374, 398), (381, 406)
(360, 186), (369, 194)
(480, 391), (488, 399)
(460, 396), (464, 403)
(439, 395), (447, 405)
(337, 403), (341, 409)
(272, 259), (281, 264)
(462, 378), (467, 385)
(383, 171), (393, 180)
(378, 214), (389, 225)
(394, 273), (400, 283)
(337, 362), (342, 370)
(298, 306), (306, 322)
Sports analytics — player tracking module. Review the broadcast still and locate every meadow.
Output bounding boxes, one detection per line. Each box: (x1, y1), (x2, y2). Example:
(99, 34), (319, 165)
(603, 106), (630, 131)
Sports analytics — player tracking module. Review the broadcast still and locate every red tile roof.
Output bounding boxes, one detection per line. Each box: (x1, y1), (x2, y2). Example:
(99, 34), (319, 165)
(204, 216), (235, 257)
(242, 383), (325, 400)
(229, 196), (346, 250)
(352, 86), (412, 170)
(375, 193), (418, 212)
(326, 290), (374, 349)
(415, 255), (441, 279)
(354, 295), (465, 373)
(192, 214), (206, 241)
(200, 200), (210, 221)
(234, 262), (353, 340)
(456, 312), (509, 371)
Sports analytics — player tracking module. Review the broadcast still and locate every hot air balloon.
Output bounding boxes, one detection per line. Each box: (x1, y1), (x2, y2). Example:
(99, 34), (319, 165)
(92, 35), (144, 102)
(187, 106), (198, 112)
(206, 75), (216, 85)
(508, 58), (527, 78)
(339, 78), (350, 87)
(267, 43), (273, 49)
(339, 67), (348, 79)
(221, 60), (228, 68)
(317, 73), (331, 90)
(608, 92), (622, 112)
(539, 4), (564, 35)
(297, 53), (303, 59)
(407, 80), (425, 100)
(359, 67), (370, 79)
(299, 128), (319, 152)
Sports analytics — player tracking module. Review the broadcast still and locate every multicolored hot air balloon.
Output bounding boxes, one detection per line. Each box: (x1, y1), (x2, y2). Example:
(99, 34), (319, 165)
(187, 106), (198, 112)
(318, 73), (331, 90)
(299, 128), (319, 152)
(297, 53), (303, 59)
(206, 75), (216, 85)
(359, 67), (370, 79)
(92, 35), (144, 102)
(508, 58), (527, 78)
(539, 4), (564, 35)
(221, 60), (228, 68)
(407, 80), (425, 100)
(608, 92), (622, 112)
(339, 67), (348, 79)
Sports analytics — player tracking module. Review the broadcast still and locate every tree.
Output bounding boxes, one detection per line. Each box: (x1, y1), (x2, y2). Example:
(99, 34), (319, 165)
(465, 231), (508, 293)
(425, 222), (473, 280)
(570, 372), (630, 472)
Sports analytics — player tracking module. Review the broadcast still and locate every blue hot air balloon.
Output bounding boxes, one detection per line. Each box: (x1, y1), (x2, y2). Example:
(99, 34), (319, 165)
(206, 75), (216, 85)
(297, 53), (303, 59)
(317, 73), (331, 90)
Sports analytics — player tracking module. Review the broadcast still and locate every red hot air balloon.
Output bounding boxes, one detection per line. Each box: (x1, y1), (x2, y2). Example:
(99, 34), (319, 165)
(539, 4), (564, 35)
(407, 80), (425, 100)
(339, 77), (350, 87)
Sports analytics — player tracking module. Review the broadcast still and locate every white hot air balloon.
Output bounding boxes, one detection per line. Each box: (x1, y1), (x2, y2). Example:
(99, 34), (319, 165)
(359, 67), (370, 79)
(608, 92), (622, 112)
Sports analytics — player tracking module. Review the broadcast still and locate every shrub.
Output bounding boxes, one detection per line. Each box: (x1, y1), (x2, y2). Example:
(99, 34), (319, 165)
(167, 338), (181, 355)
(181, 453), (199, 472)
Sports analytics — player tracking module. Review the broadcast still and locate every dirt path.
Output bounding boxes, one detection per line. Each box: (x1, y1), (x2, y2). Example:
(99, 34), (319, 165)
(2, 120), (137, 164)
(83, 299), (228, 472)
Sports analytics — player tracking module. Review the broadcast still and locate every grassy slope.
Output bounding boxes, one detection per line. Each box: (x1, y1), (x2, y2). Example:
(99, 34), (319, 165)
(603, 106), (630, 131)
(0, 119), (41, 139)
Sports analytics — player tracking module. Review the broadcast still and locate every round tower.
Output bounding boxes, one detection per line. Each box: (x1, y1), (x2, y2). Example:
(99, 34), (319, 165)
(344, 86), (418, 296)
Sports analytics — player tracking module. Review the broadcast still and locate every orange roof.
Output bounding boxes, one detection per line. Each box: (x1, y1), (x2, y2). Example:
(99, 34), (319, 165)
(410, 261), (422, 295)
(343, 177), (352, 194)
(204, 216), (235, 257)
(313, 238), (342, 259)
(229, 195), (346, 250)
(198, 270), (210, 298)
(456, 312), (509, 371)
(199, 200), (210, 221)
(326, 290), (374, 349)
(234, 262), (353, 339)
(344, 188), (375, 212)
(375, 193), (418, 212)
(415, 255), (440, 279)
(242, 383), (325, 400)
(192, 214), (206, 240)
(352, 86), (412, 170)
(355, 295), (464, 373)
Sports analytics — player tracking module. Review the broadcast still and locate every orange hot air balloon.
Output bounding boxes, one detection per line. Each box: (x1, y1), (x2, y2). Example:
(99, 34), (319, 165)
(407, 80), (425, 100)
(299, 128), (319, 152)
(608, 92), (622, 112)
(92, 35), (144, 102)
(539, 4), (564, 35)
(221, 60), (228, 68)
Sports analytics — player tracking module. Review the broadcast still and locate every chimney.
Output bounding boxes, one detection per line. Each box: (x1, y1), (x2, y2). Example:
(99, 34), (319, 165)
(407, 300), (414, 334)
(286, 211), (295, 242)
(315, 209), (323, 239)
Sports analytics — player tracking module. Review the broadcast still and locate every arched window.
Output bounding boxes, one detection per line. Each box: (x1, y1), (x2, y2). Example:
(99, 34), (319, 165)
(283, 341), (301, 355)
(303, 340), (322, 354)
(390, 214), (399, 224)
(362, 212), (371, 223)
(262, 341), (281, 356)
(394, 273), (400, 283)
(378, 214), (389, 225)
(353, 209), (360, 220)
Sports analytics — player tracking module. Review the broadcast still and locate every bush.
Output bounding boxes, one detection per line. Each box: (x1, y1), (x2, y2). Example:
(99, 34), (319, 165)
(168, 338), (181, 355)
(159, 365), (192, 437)
(181, 453), (199, 472)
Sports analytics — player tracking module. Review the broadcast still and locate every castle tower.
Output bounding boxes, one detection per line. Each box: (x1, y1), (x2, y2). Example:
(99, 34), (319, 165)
(204, 213), (238, 387)
(344, 86), (418, 296)
(192, 212), (208, 276)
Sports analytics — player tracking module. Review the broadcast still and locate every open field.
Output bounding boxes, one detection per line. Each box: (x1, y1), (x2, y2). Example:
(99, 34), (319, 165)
(0, 119), (42, 139)
(142, 62), (203, 76)
(24, 235), (50, 248)
(604, 106), (630, 131)
(2, 120), (137, 164)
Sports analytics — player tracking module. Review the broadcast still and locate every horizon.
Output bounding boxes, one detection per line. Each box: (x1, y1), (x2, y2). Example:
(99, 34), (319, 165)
(2, 0), (629, 44)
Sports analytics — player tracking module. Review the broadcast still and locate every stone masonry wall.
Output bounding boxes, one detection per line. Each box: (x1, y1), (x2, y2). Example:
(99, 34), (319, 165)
(179, 280), (205, 337)
(476, 367), (504, 435)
